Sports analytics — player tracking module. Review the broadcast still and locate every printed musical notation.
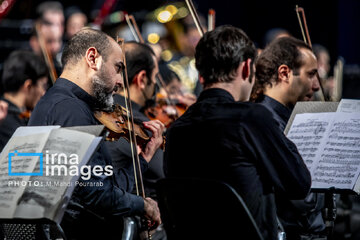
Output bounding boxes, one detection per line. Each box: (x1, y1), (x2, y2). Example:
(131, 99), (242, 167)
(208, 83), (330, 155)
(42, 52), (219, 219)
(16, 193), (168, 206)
(0, 128), (53, 218)
(312, 178), (352, 185)
(287, 114), (331, 172)
(330, 121), (360, 135)
(288, 121), (328, 135)
(287, 112), (360, 192)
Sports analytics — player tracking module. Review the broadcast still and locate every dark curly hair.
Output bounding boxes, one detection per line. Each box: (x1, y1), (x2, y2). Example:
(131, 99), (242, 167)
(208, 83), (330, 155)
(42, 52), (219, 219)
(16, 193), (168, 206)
(195, 25), (256, 88)
(251, 37), (311, 102)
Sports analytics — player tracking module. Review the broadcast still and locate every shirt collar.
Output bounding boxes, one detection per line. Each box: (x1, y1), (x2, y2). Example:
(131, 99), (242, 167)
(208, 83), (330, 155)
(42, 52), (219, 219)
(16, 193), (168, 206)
(263, 95), (292, 122)
(0, 97), (22, 114)
(113, 94), (143, 114)
(55, 78), (100, 110)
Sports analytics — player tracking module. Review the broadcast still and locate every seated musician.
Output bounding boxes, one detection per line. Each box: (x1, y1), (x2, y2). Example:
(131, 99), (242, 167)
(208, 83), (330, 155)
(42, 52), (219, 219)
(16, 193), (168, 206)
(158, 63), (196, 109)
(106, 41), (165, 200)
(0, 50), (48, 151)
(30, 1), (65, 77)
(28, 28), (164, 239)
(251, 37), (325, 240)
(164, 25), (311, 240)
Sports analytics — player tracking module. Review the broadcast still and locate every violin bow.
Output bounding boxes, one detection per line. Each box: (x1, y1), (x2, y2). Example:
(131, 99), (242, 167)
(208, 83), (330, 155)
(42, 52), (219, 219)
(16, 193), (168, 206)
(117, 37), (145, 197)
(117, 37), (152, 239)
(295, 5), (328, 101)
(35, 22), (58, 84)
(208, 9), (215, 32)
(295, 5), (312, 48)
(125, 14), (145, 43)
(185, 0), (205, 37)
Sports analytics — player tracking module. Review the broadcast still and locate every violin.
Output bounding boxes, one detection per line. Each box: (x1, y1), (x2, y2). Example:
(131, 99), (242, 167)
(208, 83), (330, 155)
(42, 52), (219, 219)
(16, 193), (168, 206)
(94, 104), (150, 150)
(144, 93), (187, 128)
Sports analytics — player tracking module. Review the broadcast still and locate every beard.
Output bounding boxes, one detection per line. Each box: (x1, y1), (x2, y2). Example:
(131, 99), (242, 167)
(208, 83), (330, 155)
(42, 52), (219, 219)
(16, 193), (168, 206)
(91, 66), (115, 111)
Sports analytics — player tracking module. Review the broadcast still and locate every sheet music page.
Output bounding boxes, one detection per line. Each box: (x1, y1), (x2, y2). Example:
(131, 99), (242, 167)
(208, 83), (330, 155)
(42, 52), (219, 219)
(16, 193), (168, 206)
(284, 101), (339, 135)
(314, 113), (360, 190)
(14, 128), (96, 220)
(287, 112), (360, 190)
(51, 136), (103, 223)
(337, 99), (360, 113)
(287, 113), (333, 173)
(11, 126), (60, 137)
(64, 125), (105, 137)
(0, 127), (55, 218)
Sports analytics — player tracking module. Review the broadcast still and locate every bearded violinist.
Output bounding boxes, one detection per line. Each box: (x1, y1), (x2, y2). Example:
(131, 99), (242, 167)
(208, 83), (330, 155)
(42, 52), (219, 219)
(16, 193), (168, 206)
(28, 28), (164, 239)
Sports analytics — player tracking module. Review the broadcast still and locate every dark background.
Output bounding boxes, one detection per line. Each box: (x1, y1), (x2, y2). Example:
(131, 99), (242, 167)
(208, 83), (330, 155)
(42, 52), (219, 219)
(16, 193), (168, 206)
(1, 0), (360, 98)
(2, 0), (359, 65)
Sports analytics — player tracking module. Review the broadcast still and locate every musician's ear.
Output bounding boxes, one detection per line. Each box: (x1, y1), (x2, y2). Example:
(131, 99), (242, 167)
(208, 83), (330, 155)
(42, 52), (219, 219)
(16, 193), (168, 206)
(241, 59), (252, 81)
(133, 70), (147, 89)
(278, 65), (291, 83)
(86, 47), (101, 71)
(198, 75), (205, 85)
(22, 79), (33, 93)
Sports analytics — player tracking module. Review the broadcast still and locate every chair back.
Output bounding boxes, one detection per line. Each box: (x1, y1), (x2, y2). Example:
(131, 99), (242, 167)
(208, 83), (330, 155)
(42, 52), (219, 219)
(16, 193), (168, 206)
(156, 178), (264, 240)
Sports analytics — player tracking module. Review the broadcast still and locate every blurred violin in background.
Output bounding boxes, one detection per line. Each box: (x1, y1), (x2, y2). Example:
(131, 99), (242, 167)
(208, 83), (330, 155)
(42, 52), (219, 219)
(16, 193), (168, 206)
(143, 67), (197, 128)
(143, 93), (187, 128)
